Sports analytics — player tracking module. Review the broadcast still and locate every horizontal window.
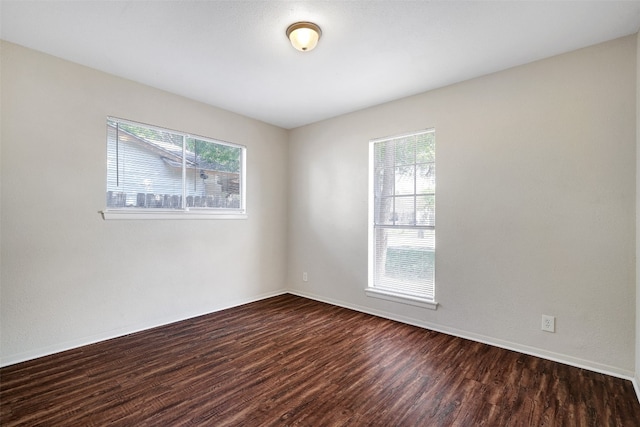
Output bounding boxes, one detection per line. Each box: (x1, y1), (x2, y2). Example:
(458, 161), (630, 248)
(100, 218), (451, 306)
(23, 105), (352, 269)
(102, 117), (246, 219)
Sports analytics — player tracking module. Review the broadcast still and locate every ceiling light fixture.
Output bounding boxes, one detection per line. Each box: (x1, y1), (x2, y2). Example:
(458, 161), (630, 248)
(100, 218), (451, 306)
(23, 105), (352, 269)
(286, 22), (322, 52)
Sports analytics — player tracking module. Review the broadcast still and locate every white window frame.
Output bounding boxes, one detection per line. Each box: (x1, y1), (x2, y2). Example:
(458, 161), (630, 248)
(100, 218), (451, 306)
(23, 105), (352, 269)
(366, 129), (437, 310)
(101, 117), (247, 220)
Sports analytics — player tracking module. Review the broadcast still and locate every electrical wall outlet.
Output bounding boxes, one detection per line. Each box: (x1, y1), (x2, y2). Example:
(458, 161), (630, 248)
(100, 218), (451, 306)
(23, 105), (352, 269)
(302, 272), (308, 282)
(541, 315), (555, 333)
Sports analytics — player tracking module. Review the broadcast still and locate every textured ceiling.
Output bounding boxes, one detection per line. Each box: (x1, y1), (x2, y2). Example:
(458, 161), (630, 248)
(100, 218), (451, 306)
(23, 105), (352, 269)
(2, 1), (640, 129)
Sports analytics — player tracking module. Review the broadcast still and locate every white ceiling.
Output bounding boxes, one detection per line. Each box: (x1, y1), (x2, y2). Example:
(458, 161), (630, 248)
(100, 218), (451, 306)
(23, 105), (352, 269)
(2, 1), (640, 129)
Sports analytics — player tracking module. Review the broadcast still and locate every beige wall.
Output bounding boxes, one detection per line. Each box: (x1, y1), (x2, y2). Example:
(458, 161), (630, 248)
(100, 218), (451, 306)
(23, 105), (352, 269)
(0, 41), (289, 365)
(636, 29), (640, 392)
(288, 35), (637, 376)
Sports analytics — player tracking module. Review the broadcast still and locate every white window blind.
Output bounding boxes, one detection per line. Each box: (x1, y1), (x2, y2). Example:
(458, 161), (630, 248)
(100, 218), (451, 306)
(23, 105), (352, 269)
(105, 117), (245, 215)
(368, 129), (436, 304)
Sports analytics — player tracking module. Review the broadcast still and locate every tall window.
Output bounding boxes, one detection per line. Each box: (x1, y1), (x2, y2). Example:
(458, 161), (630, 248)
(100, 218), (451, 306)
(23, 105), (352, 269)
(367, 129), (436, 308)
(104, 117), (246, 218)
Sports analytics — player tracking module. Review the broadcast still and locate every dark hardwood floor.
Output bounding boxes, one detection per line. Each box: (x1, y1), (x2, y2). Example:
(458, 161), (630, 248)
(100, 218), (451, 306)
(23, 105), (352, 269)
(1, 294), (639, 426)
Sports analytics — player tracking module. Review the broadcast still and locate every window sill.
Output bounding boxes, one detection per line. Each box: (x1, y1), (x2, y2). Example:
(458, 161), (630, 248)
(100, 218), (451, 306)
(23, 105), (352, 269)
(100, 209), (247, 220)
(365, 287), (438, 310)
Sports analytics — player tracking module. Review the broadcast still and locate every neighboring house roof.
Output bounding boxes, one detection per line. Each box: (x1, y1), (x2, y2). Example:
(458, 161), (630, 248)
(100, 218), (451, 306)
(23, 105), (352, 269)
(108, 123), (238, 174)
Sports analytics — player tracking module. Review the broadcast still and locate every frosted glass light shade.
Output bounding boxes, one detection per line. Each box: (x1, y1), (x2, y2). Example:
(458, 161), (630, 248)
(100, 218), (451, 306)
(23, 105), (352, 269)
(286, 22), (321, 52)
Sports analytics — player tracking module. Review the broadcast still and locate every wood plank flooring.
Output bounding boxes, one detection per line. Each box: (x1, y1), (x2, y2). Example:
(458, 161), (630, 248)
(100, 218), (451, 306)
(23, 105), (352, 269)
(1, 294), (639, 426)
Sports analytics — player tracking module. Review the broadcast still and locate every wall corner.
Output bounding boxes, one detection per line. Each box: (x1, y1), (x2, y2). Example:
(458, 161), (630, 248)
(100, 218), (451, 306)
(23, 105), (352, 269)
(635, 29), (640, 401)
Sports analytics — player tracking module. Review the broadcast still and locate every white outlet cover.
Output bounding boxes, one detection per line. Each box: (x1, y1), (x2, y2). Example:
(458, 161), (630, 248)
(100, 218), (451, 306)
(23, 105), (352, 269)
(541, 315), (555, 333)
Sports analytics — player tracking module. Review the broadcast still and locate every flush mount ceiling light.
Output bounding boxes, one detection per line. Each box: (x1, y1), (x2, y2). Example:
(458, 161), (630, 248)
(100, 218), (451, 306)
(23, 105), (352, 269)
(286, 22), (322, 52)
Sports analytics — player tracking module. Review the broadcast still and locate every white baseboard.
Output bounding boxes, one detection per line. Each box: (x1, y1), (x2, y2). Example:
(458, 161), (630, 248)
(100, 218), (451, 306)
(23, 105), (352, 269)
(0, 289), (288, 368)
(633, 376), (640, 404)
(288, 289), (636, 382)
